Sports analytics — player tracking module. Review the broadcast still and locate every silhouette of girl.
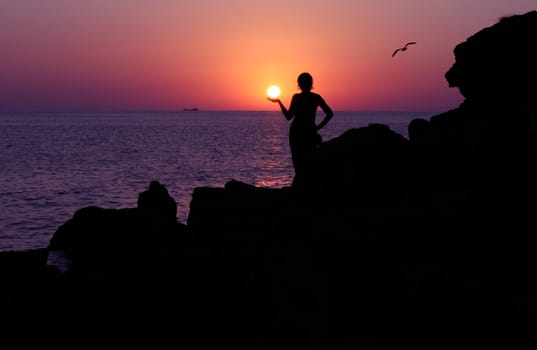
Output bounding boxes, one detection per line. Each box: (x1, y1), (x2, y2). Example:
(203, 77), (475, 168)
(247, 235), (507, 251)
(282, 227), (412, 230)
(268, 72), (334, 182)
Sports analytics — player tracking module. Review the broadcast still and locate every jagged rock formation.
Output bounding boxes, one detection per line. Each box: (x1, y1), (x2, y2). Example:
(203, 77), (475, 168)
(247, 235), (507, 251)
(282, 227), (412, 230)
(408, 10), (537, 206)
(184, 10), (537, 347)
(47, 180), (186, 271)
(297, 124), (409, 204)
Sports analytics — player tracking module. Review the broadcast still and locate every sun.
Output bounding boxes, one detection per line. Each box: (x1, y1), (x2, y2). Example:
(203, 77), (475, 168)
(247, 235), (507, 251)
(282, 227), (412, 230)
(267, 85), (281, 99)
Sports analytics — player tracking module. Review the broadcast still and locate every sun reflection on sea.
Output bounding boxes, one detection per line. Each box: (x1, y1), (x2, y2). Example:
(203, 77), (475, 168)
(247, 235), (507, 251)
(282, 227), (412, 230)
(254, 175), (292, 188)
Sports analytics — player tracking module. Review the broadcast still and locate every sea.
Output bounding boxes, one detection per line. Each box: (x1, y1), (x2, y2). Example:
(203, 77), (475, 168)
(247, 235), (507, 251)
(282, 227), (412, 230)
(0, 110), (438, 252)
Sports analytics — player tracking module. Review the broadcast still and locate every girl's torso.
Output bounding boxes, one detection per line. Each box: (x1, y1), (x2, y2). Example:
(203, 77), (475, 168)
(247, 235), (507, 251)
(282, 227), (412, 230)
(290, 92), (321, 129)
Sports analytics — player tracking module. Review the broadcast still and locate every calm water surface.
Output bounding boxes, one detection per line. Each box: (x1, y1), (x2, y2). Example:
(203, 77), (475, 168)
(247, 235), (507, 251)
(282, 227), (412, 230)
(0, 110), (436, 251)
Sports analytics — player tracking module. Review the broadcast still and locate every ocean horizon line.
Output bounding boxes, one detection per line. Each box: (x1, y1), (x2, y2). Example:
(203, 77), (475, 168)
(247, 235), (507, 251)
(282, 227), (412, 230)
(0, 108), (444, 114)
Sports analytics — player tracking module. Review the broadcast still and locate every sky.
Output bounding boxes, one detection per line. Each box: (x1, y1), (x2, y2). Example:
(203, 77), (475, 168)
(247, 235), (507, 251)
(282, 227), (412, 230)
(0, 1), (535, 112)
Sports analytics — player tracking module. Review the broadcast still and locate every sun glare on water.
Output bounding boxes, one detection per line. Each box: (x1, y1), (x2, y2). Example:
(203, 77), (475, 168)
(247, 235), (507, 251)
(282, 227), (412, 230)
(267, 85), (281, 99)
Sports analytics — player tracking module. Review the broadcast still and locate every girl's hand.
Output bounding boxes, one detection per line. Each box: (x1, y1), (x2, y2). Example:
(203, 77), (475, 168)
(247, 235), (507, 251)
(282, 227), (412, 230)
(267, 97), (280, 103)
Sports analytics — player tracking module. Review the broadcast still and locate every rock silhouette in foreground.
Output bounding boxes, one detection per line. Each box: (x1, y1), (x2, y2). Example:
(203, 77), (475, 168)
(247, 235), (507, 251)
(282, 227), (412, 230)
(408, 10), (537, 207)
(47, 180), (186, 271)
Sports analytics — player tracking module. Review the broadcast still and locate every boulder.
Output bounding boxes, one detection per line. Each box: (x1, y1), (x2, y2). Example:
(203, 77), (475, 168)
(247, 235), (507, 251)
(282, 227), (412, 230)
(296, 123), (409, 204)
(47, 206), (142, 268)
(137, 180), (177, 224)
(48, 181), (185, 270)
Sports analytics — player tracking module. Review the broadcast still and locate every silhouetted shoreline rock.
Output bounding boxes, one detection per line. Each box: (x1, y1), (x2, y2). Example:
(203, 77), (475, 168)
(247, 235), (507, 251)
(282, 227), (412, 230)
(1, 11), (537, 348)
(408, 10), (537, 208)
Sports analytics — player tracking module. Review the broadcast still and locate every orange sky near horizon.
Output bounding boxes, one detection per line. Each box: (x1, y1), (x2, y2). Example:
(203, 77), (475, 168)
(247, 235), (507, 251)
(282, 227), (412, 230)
(1, 1), (535, 112)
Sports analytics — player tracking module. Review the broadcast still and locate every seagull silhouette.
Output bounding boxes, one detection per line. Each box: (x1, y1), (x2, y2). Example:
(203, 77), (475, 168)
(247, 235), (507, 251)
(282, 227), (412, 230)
(392, 42), (416, 57)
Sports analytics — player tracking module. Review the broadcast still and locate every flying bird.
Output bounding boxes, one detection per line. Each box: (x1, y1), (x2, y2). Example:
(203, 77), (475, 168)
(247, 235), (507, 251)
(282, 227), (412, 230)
(392, 42), (416, 57)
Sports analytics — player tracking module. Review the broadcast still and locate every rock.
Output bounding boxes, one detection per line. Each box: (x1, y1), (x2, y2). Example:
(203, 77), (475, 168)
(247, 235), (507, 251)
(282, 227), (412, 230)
(408, 10), (537, 207)
(183, 12), (537, 346)
(48, 181), (185, 271)
(47, 206), (142, 268)
(0, 248), (50, 280)
(296, 123), (410, 204)
(187, 179), (296, 237)
(137, 180), (177, 224)
(445, 11), (537, 111)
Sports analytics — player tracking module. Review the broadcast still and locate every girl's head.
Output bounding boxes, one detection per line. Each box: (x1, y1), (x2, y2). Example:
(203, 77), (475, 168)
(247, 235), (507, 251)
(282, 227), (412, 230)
(297, 72), (313, 92)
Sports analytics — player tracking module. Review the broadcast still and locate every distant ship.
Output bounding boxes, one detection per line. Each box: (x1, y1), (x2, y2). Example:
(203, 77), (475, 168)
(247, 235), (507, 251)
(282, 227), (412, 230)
(183, 107), (199, 111)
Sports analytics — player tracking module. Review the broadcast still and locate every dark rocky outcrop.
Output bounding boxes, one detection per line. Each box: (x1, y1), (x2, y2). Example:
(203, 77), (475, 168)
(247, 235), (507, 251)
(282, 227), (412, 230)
(2, 11), (537, 349)
(47, 180), (186, 271)
(184, 10), (537, 347)
(297, 124), (410, 204)
(408, 10), (537, 207)
(445, 11), (537, 109)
